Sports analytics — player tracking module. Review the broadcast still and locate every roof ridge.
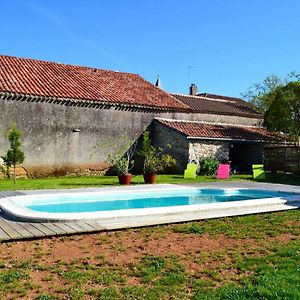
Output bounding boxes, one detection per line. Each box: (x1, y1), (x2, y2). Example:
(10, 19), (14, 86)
(171, 92), (242, 104)
(171, 93), (203, 99)
(154, 117), (263, 128)
(198, 92), (243, 101)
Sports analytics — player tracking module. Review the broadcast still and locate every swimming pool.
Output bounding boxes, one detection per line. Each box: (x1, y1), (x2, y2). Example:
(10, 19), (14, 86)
(25, 189), (294, 213)
(1, 184), (299, 222)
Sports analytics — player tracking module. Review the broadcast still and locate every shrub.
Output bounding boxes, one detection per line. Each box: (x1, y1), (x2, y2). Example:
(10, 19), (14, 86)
(199, 157), (218, 175)
(1, 124), (25, 183)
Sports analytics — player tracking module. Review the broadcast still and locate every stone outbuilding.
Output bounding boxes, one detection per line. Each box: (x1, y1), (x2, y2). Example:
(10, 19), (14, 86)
(152, 118), (274, 173)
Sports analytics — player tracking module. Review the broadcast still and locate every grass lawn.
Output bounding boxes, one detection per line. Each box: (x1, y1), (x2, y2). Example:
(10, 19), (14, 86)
(0, 174), (253, 191)
(0, 173), (299, 190)
(0, 210), (299, 299)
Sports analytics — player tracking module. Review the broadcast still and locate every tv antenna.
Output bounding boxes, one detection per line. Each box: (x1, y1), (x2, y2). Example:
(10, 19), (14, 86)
(187, 65), (196, 81)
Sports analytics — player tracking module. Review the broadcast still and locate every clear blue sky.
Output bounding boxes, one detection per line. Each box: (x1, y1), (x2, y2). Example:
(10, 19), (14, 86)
(1, 0), (300, 97)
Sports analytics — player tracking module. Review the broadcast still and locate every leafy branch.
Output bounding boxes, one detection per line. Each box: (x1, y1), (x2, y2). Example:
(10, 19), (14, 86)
(138, 131), (176, 173)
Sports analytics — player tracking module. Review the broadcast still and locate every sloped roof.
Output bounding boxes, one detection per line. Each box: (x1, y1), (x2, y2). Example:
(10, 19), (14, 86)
(172, 93), (262, 118)
(0, 55), (189, 111)
(156, 118), (274, 142)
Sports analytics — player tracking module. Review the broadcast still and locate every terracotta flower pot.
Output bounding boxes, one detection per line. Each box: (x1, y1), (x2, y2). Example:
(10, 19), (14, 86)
(118, 174), (132, 185)
(143, 173), (156, 184)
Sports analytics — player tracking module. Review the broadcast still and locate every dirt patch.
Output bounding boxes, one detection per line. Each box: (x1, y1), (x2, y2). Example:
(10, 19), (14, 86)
(273, 233), (297, 243)
(0, 226), (298, 299)
(1, 230), (297, 266)
(26, 163), (109, 178)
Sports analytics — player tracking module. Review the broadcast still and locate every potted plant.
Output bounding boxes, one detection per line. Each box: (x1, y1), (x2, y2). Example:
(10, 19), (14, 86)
(113, 157), (134, 184)
(138, 131), (176, 184)
(105, 137), (137, 185)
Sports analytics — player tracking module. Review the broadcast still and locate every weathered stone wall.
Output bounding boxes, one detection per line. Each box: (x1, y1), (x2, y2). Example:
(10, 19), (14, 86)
(151, 121), (189, 172)
(0, 97), (262, 176)
(189, 140), (230, 162)
(180, 113), (263, 127)
(0, 100), (159, 175)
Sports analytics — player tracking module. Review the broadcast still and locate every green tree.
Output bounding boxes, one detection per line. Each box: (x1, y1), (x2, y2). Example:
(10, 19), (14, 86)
(241, 72), (300, 112)
(2, 124), (25, 183)
(264, 82), (300, 143)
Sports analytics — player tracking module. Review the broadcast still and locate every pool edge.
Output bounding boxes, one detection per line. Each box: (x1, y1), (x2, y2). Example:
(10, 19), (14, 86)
(0, 183), (299, 223)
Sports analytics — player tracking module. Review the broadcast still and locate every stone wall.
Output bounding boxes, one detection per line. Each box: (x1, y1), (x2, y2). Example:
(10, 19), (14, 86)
(152, 123), (231, 172)
(189, 140), (230, 162)
(151, 121), (189, 172)
(0, 100), (156, 175)
(181, 113), (263, 127)
(0, 96), (262, 176)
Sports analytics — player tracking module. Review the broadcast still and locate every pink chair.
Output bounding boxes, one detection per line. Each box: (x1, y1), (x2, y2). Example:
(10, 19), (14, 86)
(217, 164), (230, 179)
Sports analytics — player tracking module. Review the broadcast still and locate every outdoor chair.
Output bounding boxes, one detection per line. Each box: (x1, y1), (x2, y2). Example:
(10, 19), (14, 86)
(252, 164), (265, 180)
(184, 162), (198, 179)
(217, 163), (230, 179)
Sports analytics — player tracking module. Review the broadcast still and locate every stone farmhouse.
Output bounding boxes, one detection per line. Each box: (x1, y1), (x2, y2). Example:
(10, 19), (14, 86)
(0, 55), (273, 176)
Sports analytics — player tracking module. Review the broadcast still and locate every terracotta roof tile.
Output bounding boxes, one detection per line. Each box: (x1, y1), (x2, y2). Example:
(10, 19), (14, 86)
(0, 55), (189, 111)
(172, 93), (262, 118)
(156, 119), (274, 141)
(198, 93), (245, 102)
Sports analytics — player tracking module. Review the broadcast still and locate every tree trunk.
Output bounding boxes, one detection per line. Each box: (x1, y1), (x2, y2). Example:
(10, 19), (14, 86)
(13, 164), (16, 184)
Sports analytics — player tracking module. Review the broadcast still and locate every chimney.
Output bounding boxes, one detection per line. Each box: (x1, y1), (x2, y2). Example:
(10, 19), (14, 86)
(189, 84), (198, 95)
(155, 75), (163, 89)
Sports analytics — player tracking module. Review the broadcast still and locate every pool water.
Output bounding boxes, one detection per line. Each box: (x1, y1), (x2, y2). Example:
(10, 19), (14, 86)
(25, 189), (293, 214)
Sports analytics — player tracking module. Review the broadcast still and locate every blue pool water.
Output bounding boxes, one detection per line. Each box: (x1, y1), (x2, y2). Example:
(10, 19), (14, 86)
(25, 189), (294, 214)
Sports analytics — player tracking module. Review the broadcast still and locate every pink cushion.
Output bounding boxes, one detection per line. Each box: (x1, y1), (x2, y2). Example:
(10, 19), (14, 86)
(217, 164), (230, 179)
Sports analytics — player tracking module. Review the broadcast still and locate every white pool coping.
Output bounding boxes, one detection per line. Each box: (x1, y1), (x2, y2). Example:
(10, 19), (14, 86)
(1, 183), (299, 223)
